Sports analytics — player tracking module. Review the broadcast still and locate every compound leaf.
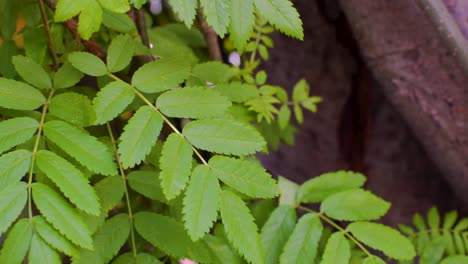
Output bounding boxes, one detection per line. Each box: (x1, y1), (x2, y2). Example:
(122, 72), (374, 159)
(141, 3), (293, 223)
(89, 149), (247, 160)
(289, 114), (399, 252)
(33, 216), (80, 258)
(220, 190), (264, 264)
(347, 222), (416, 260)
(320, 189), (390, 221)
(183, 165), (221, 241)
(36, 150), (100, 215)
(12, 55), (51, 89)
(0, 218), (33, 264)
(118, 106), (163, 168)
(68, 51), (107, 76)
(279, 213), (322, 264)
(230, 0), (255, 51)
(107, 34), (135, 72)
(32, 183), (93, 249)
(0, 78), (46, 110)
(0, 182), (27, 236)
(43, 120), (117, 175)
(49, 92), (96, 127)
(28, 234), (61, 264)
(183, 119), (266, 156)
(0, 150), (31, 191)
(168, 0), (197, 28)
(200, 0), (231, 37)
(320, 232), (350, 264)
(159, 133), (193, 200)
(209, 156), (279, 198)
(156, 86), (231, 119)
(92, 81), (135, 125)
(253, 0), (303, 40)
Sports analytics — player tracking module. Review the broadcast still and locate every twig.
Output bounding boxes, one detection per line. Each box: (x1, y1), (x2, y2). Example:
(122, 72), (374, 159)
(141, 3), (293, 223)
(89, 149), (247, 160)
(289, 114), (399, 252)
(198, 10), (223, 61)
(38, 0), (59, 69)
(135, 8), (151, 48)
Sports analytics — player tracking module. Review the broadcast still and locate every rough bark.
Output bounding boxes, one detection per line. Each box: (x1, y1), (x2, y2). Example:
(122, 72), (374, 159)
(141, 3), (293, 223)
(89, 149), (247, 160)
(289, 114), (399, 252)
(339, 0), (468, 204)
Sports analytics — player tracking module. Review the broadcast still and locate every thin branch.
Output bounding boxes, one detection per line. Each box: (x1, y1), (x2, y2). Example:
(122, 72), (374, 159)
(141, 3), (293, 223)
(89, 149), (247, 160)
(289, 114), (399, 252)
(135, 8), (151, 48)
(198, 10), (223, 62)
(37, 0), (59, 69)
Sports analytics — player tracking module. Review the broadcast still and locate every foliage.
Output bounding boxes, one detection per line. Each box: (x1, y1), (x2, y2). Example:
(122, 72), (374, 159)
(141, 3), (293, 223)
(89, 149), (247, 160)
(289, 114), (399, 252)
(0, 0), (458, 263)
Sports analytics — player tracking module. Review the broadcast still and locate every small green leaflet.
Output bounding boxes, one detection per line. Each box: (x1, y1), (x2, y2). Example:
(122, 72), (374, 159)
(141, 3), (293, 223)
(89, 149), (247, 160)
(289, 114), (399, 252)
(0, 182), (27, 236)
(230, 0), (255, 51)
(183, 165), (221, 241)
(49, 92), (96, 127)
(128, 170), (166, 202)
(113, 253), (163, 264)
(131, 58), (191, 93)
(0, 117), (38, 155)
(53, 62), (84, 89)
(28, 234), (61, 264)
(183, 119), (266, 156)
(292, 79), (309, 103)
(261, 205), (296, 264)
(92, 81), (135, 125)
(220, 190), (264, 264)
(297, 170), (366, 203)
(55, 0), (103, 40)
(320, 232), (350, 264)
(118, 106), (163, 168)
(440, 256), (468, 264)
(200, 0), (231, 37)
(156, 87), (232, 119)
(12, 55), (51, 89)
(159, 133), (193, 200)
(32, 183), (93, 249)
(0, 218), (33, 264)
(203, 234), (243, 264)
(363, 256), (386, 264)
(102, 9), (136, 33)
(54, 0), (87, 21)
(214, 82), (258, 103)
(0, 150), (31, 191)
(75, 214), (130, 264)
(192, 61), (235, 84)
(347, 222), (416, 260)
(253, 0), (303, 40)
(279, 213), (323, 263)
(209, 156), (279, 198)
(97, 0), (130, 13)
(320, 189), (390, 221)
(68, 52), (107, 76)
(278, 105), (291, 130)
(43, 120), (117, 175)
(94, 176), (125, 212)
(130, 0), (147, 9)
(35, 150), (100, 215)
(278, 176), (298, 206)
(107, 34), (135, 73)
(168, 0), (197, 28)
(33, 216), (80, 258)
(0, 78), (46, 110)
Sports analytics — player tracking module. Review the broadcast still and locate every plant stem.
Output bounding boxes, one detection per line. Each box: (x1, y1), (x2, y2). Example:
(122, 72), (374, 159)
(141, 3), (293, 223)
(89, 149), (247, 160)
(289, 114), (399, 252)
(249, 27), (263, 64)
(27, 89), (55, 221)
(106, 123), (138, 259)
(37, 0), (59, 69)
(298, 205), (373, 257)
(198, 10), (223, 62)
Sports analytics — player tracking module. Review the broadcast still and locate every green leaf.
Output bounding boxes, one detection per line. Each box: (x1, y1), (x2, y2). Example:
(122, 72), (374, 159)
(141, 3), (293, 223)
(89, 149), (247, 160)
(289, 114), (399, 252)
(28, 233), (61, 264)
(420, 238), (446, 264)
(113, 253), (162, 264)
(68, 51), (107, 76)
(230, 0), (255, 51)
(192, 61), (235, 84)
(134, 212), (209, 260)
(440, 256), (468, 264)
(209, 156), (279, 198)
(43, 120), (117, 175)
(427, 207), (441, 239)
(54, 0), (85, 21)
(320, 232), (350, 264)
(118, 106), (163, 168)
(0, 182), (27, 236)
(278, 176), (298, 206)
(49, 92), (96, 127)
(168, 0), (197, 28)
(320, 189), (390, 221)
(292, 79), (309, 103)
(159, 133), (193, 199)
(183, 119), (266, 155)
(97, 0), (130, 13)
(157, 87), (231, 119)
(347, 222), (416, 260)
(220, 190), (263, 264)
(102, 9), (136, 33)
(200, 0), (231, 37)
(53, 62), (84, 89)
(363, 256), (386, 264)
(261, 205), (296, 264)
(94, 176), (125, 212)
(77, 1), (103, 40)
(12, 55), (51, 89)
(253, 0), (303, 40)
(293, 103), (303, 123)
(0, 117), (38, 155)
(0, 150), (31, 191)
(75, 214), (130, 264)
(107, 34), (135, 72)
(214, 82), (258, 103)
(0, 218), (33, 264)
(32, 183), (93, 249)
(33, 216), (80, 258)
(203, 235), (243, 264)
(279, 213), (322, 264)
(278, 105), (291, 130)
(183, 165), (221, 241)
(297, 170), (366, 203)
(132, 58), (191, 93)
(36, 150), (100, 215)
(0, 78), (46, 110)
(92, 81), (135, 125)
(128, 170), (166, 202)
